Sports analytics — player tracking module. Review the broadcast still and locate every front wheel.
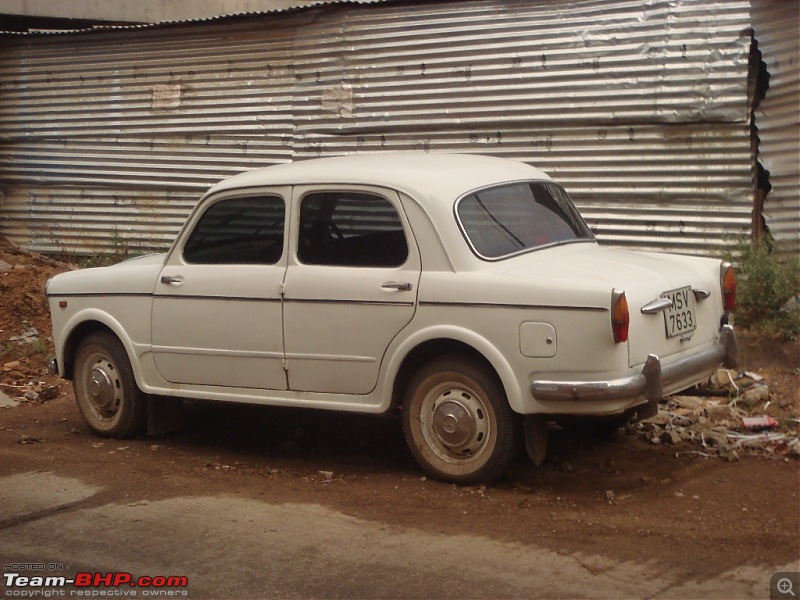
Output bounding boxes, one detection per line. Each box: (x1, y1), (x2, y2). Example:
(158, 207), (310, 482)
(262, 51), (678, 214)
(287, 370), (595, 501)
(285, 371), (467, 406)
(73, 331), (147, 438)
(401, 356), (520, 485)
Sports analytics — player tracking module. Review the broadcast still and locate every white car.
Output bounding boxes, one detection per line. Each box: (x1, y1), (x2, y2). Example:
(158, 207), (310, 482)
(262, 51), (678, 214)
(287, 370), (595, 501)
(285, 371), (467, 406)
(46, 153), (738, 484)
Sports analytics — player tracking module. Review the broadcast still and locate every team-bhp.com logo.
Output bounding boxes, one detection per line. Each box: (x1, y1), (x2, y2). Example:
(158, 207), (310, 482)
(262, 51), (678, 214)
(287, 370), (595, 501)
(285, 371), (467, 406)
(3, 571), (189, 597)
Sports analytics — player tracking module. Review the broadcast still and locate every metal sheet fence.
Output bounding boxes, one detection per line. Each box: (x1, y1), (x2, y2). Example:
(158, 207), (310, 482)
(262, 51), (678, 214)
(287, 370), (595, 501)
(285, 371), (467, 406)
(752, 0), (800, 255)
(0, 0), (775, 257)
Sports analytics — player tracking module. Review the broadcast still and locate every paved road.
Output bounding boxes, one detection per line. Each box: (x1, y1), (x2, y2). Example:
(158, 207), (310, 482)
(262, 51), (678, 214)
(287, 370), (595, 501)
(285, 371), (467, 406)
(1, 471), (790, 599)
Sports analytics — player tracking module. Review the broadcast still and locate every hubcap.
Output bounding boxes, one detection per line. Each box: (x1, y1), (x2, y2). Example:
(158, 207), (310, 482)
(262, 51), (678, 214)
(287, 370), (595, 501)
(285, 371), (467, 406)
(432, 400), (474, 448)
(425, 388), (490, 459)
(83, 355), (122, 420)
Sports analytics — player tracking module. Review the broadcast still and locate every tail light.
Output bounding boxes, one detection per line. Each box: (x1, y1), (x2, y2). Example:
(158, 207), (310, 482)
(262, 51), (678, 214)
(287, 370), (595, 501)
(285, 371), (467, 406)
(611, 290), (629, 343)
(721, 263), (736, 311)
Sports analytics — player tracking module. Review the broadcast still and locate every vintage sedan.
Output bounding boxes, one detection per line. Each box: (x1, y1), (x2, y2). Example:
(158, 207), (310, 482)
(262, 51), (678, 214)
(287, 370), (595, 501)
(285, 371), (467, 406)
(46, 153), (738, 484)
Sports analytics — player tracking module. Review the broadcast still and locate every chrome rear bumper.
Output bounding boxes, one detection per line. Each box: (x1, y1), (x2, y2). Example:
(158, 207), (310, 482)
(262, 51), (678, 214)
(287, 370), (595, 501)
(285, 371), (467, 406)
(530, 325), (738, 403)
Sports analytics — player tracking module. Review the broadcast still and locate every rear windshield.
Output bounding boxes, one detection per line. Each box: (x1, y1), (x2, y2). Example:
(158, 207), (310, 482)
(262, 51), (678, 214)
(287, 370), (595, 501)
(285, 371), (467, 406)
(456, 181), (594, 260)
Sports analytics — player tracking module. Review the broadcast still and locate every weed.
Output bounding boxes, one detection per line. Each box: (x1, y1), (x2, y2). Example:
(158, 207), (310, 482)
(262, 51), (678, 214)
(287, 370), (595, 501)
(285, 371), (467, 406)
(77, 228), (141, 268)
(729, 237), (800, 339)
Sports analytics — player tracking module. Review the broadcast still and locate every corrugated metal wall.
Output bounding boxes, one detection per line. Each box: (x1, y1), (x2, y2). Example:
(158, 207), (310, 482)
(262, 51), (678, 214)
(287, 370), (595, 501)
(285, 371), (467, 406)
(0, 0), (770, 257)
(752, 0), (800, 256)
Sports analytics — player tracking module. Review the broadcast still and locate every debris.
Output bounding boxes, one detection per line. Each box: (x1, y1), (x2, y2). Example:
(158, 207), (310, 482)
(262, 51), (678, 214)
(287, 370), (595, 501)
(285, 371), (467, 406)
(605, 490), (616, 503)
(318, 470), (334, 480)
(741, 416), (779, 431)
(0, 390), (19, 408)
(635, 367), (798, 462)
(704, 403), (734, 422)
(2, 361), (21, 372)
(19, 434), (43, 444)
(740, 385), (770, 406)
(9, 327), (39, 344)
(512, 481), (534, 492)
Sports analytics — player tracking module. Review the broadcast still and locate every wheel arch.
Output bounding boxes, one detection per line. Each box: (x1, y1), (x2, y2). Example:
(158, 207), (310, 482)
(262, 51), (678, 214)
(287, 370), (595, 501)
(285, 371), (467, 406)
(387, 329), (524, 414)
(59, 311), (141, 385)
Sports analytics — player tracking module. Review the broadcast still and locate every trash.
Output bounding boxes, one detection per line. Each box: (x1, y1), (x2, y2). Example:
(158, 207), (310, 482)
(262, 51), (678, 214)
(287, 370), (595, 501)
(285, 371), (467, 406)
(741, 416), (780, 431)
(740, 385), (770, 406)
(634, 367), (799, 462)
(318, 470), (334, 480)
(19, 434), (43, 444)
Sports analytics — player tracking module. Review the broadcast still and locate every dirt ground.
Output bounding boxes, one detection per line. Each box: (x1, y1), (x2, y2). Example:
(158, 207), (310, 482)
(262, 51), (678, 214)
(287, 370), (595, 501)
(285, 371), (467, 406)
(1, 237), (799, 586)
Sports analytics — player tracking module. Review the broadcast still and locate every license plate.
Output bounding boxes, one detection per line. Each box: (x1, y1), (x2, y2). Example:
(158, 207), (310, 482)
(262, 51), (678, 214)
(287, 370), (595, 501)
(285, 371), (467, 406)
(661, 286), (697, 338)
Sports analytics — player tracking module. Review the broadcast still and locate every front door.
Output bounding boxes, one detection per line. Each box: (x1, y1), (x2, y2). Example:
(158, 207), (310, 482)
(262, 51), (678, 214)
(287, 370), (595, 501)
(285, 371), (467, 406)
(152, 191), (289, 390)
(282, 187), (421, 395)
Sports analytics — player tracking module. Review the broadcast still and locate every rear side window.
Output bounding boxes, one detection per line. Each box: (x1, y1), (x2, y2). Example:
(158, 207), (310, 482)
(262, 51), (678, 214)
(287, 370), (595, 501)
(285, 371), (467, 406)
(183, 195), (285, 265)
(456, 182), (593, 260)
(298, 192), (408, 267)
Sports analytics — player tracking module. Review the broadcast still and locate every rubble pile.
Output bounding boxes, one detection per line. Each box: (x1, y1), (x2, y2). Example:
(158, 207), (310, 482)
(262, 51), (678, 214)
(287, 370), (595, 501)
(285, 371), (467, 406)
(637, 369), (800, 460)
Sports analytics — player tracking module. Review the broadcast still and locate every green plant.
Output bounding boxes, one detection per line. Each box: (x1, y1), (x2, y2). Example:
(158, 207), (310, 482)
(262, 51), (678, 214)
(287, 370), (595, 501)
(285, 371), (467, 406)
(731, 237), (800, 339)
(78, 229), (140, 268)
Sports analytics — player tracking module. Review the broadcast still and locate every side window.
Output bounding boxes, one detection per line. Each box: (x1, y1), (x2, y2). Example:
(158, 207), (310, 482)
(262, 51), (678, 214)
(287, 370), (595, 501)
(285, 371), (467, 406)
(183, 195), (285, 265)
(298, 192), (409, 267)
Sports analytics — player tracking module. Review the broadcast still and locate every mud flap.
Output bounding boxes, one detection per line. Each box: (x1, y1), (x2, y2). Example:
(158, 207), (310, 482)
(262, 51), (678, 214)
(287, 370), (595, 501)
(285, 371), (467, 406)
(636, 401), (659, 421)
(147, 396), (185, 435)
(523, 415), (548, 466)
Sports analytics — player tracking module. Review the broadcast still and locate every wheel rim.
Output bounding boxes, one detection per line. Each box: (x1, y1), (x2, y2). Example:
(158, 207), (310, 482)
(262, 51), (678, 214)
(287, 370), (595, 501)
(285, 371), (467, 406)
(421, 383), (491, 463)
(80, 350), (124, 423)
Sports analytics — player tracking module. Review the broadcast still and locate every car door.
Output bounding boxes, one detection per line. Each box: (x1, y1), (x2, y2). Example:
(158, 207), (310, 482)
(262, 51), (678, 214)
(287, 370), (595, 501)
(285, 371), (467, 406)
(282, 186), (421, 395)
(152, 190), (289, 390)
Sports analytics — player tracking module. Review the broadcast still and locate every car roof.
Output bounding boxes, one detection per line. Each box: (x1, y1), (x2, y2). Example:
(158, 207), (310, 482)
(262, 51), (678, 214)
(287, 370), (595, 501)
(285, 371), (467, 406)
(207, 153), (553, 201)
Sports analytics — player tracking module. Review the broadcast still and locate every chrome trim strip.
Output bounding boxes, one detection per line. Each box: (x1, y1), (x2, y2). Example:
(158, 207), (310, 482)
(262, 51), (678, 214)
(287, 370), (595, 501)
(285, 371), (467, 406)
(45, 292), (153, 299)
(531, 325), (738, 403)
(285, 298), (414, 307)
(420, 301), (607, 312)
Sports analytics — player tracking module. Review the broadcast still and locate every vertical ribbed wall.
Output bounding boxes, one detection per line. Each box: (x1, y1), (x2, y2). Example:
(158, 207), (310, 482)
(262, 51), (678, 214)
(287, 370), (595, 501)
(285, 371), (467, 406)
(752, 0), (800, 255)
(0, 0), (776, 257)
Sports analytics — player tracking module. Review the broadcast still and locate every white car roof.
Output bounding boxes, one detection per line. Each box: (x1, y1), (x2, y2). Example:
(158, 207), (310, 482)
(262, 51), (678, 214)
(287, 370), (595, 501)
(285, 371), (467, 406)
(208, 153), (553, 202)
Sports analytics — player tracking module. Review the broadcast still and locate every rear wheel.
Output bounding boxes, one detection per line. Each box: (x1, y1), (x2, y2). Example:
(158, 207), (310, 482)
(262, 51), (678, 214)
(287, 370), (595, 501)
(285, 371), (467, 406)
(73, 331), (147, 438)
(402, 356), (520, 485)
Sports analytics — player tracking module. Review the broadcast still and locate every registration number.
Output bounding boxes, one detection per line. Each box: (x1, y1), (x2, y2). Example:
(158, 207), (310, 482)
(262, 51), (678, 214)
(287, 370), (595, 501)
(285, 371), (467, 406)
(661, 286), (697, 338)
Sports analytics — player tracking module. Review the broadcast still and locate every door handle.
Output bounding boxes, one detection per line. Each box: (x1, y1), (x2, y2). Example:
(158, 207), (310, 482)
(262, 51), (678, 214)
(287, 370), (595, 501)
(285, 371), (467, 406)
(381, 281), (412, 292)
(160, 275), (184, 285)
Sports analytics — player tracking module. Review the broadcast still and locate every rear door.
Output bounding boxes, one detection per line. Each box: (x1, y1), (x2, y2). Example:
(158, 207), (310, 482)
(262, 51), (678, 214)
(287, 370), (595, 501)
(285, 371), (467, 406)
(282, 186), (421, 395)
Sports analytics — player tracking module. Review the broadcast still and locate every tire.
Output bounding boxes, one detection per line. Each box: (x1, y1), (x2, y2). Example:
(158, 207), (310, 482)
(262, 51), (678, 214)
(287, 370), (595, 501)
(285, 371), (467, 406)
(402, 355), (520, 485)
(73, 331), (147, 438)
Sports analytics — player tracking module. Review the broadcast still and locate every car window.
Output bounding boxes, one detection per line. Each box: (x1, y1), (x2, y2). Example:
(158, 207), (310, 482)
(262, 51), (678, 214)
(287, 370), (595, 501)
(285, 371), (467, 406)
(183, 195), (285, 265)
(456, 182), (593, 260)
(298, 192), (409, 267)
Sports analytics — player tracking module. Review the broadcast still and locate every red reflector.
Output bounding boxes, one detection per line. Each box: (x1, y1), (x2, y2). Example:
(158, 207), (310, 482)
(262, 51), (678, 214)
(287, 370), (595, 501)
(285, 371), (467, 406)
(612, 291), (629, 344)
(722, 266), (736, 311)
(59, 301), (68, 308)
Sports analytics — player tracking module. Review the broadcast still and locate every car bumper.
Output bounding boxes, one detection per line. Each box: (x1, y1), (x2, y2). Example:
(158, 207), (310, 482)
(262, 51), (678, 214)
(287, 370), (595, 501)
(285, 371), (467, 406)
(530, 325), (738, 403)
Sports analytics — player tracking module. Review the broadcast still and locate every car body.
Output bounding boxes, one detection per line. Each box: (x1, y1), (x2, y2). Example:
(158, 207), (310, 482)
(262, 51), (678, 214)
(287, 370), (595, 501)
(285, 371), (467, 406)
(46, 153), (738, 484)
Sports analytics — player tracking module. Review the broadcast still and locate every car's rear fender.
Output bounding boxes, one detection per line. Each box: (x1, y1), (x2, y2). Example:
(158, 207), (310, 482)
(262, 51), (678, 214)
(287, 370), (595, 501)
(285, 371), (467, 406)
(382, 325), (527, 414)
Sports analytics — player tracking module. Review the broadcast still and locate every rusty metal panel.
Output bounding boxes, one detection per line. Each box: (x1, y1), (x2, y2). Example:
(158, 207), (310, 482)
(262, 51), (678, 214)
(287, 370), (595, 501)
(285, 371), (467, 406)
(0, 0), (761, 257)
(752, 0), (800, 256)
